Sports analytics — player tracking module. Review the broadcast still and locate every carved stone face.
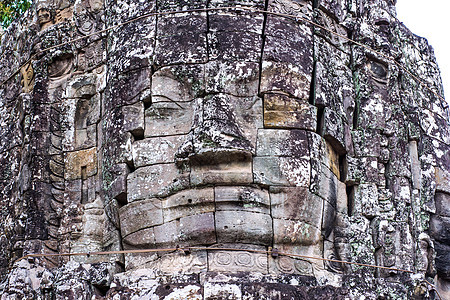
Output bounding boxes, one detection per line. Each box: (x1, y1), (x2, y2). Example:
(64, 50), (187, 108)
(116, 3), (339, 274)
(37, 8), (52, 29)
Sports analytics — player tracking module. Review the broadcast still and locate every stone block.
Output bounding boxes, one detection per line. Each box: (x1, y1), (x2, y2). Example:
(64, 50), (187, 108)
(263, 35), (313, 68)
(435, 192), (450, 217)
(353, 183), (379, 218)
(321, 107), (345, 154)
(260, 61), (311, 100)
(215, 210), (272, 245)
(153, 221), (179, 247)
(74, 124), (97, 151)
(204, 282), (242, 300)
(256, 129), (309, 157)
(268, 244), (323, 275)
(122, 101), (144, 136)
(162, 188), (215, 222)
(152, 213), (216, 247)
(434, 241), (450, 279)
(420, 108), (450, 145)
(208, 249), (268, 273)
(64, 147), (97, 180)
(157, 14), (207, 37)
(267, 0), (312, 18)
(268, 255), (312, 275)
(155, 33), (208, 66)
(345, 156), (378, 185)
(209, 11), (264, 34)
(178, 212), (217, 245)
(266, 14), (310, 43)
(104, 163), (128, 202)
(190, 160), (253, 186)
(429, 215), (450, 244)
(263, 94), (317, 130)
(215, 186), (270, 214)
(435, 168), (450, 195)
(144, 251), (208, 274)
(151, 64), (205, 103)
(132, 135), (185, 167)
(273, 219), (321, 246)
(106, 68), (150, 109)
(254, 156), (310, 187)
(208, 31), (262, 62)
(205, 61), (259, 97)
(270, 187), (323, 229)
(122, 227), (155, 249)
(145, 101), (195, 137)
(127, 163), (190, 201)
(351, 129), (381, 157)
(119, 198), (163, 237)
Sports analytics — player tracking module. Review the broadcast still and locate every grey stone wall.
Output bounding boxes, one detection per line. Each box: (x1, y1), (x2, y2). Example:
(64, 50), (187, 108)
(0, 0), (449, 299)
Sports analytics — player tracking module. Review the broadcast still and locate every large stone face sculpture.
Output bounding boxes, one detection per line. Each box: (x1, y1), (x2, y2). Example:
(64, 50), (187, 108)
(0, 0), (449, 299)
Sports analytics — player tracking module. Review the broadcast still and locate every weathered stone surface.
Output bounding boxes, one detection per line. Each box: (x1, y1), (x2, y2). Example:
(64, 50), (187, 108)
(208, 247), (268, 273)
(273, 218), (321, 246)
(162, 188), (215, 222)
(263, 94), (317, 130)
(119, 198), (163, 237)
(127, 163), (190, 201)
(254, 156), (310, 187)
(191, 160), (253, 186)
(270, 187), (323, 227)
(64, 147), (97, 180)
(260, 61), (311, 100)
(215, 186), (270, 214)
(132, 135), (185, 167)
(215, 211), (272, 245)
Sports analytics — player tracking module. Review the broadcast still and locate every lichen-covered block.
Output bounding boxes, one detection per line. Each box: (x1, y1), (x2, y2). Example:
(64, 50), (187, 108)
(253, 156), (310, 187)
(321, 107), (346, 154)
(155, 14), (208, 66)
(127, 163), (190, 201)
(205, 61), (259, 97)
(256, 129), (309, 157)
(260, 62), (311, 101)
(215, 186), (270, 214)
(132, 135), (185, 167)
(263, 94), (317, 130)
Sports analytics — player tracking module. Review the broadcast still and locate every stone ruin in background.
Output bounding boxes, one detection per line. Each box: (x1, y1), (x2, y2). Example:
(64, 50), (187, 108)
(0, 0), (449, 298)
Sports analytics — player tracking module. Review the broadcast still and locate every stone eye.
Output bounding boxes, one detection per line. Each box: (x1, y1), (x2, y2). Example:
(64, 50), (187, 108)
(368, 61), (388, 82)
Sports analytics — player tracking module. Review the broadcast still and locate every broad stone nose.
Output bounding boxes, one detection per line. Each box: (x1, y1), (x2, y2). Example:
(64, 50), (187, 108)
(176, 94), (253, 164)
(176, 94), (255, 186)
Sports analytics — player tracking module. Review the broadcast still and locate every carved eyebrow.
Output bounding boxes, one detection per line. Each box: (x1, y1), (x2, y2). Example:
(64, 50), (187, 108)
(151, 94), (184, 109)
(0, 6), (444, 104)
